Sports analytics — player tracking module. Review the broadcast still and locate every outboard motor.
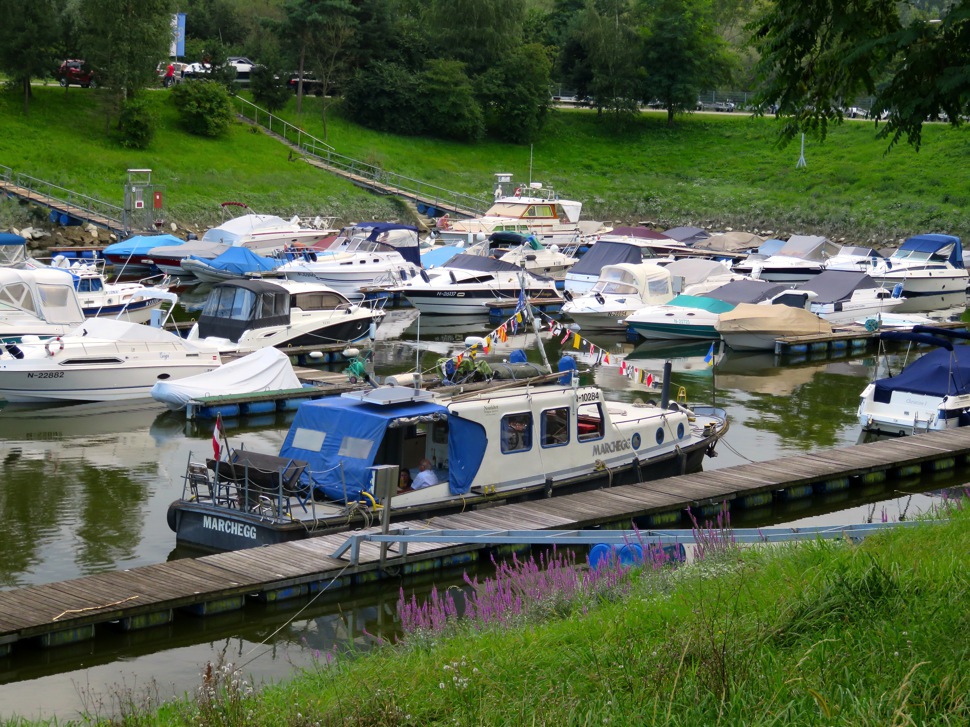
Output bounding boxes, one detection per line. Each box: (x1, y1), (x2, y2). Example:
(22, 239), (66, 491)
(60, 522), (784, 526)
(557, 354), (577, 385)
(660, 360), (673, 408)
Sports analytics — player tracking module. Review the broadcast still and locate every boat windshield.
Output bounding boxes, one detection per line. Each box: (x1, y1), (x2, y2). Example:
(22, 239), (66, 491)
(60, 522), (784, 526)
(592, 280), (639, 295)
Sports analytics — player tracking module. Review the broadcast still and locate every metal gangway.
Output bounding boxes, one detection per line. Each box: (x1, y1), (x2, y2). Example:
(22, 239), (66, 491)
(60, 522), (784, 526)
(231, 96), (490, 219)
(331, 522), (928, 566)
(0, 163), (127, 235)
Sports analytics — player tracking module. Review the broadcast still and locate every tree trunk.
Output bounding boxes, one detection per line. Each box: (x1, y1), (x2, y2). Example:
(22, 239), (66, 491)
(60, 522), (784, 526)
(21, 77), (30, 115)
(296, 45), (306, 115)
(667, 107), (675, 127)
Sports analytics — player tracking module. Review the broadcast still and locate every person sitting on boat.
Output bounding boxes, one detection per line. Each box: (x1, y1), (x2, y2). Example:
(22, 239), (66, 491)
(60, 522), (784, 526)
(398, 468), (413, 493)
(412, 458), (438, 489)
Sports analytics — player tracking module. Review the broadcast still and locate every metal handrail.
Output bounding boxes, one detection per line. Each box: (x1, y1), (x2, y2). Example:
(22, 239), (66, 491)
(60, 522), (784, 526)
(0, 163), (124, 228)
(231, 98), (491, 216)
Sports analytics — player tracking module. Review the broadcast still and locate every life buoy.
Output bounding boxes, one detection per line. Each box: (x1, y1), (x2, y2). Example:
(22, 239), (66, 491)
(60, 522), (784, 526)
(514, 187), (522, 197)
(45, 337), (64, 357)
(437, 214), (451, 230)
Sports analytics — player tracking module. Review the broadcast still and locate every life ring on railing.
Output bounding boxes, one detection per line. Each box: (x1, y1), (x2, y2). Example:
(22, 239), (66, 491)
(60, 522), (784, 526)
(437, 214), (451, 230)
(514, 187), (523, 197)
(45, 337), (64, 357)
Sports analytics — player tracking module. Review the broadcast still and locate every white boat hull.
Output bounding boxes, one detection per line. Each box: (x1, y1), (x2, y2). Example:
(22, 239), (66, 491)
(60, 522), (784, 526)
(858, 384), (970, 435)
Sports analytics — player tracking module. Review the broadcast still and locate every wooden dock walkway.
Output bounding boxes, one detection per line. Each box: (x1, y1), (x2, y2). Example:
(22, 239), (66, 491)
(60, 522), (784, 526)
(0, 169), (127, 236)
(2, 427), (969, 655)
(774, 320), (967, 356)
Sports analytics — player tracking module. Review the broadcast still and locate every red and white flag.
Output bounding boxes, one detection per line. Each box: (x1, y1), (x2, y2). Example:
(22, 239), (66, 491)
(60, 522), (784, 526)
(212, 413), (223, 460)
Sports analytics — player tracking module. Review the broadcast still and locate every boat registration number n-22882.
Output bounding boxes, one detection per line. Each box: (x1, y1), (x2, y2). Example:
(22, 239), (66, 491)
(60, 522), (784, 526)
(27, 371), (65, 379)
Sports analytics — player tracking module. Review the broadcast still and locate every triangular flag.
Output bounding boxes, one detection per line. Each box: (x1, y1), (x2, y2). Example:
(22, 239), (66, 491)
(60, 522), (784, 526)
(620, 361), (627, 375)
(212, 413), (223, 460)
(561, 330), (571, 344)
(604, 353), (610, 364)
(646, 372), (654, 387)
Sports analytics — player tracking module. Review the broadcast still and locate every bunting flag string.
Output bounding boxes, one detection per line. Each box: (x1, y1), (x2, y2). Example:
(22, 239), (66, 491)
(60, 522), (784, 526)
(537, 310), (661, 390)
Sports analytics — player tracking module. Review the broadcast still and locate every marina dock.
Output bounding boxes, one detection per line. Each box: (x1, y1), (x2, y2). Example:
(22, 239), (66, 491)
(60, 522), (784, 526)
(0, 427), (968, 656)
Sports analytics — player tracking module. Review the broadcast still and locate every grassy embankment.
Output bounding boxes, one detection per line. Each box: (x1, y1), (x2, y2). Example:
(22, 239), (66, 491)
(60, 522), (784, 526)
(1, 86), (969, 241)
(49, 501), (962, 726)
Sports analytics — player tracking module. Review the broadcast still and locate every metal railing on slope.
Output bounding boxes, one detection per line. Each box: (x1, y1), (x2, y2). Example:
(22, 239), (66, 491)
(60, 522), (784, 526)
(0, 163), (125, 233)
(231, 96), (490, 217)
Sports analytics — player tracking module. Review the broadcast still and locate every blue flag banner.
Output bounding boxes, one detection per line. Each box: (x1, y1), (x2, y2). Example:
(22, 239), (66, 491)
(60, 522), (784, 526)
(171, 13), (186, 58)
(704, 342), (715, 367)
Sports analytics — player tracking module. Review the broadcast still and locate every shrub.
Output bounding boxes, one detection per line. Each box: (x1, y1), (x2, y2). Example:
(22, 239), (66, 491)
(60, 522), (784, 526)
(116, 96), (157, 149)
(171, 79), (234, 137)
(344, 61), (425, 135)
(250, 66), (291, 113)
(419, 59), (484, 142)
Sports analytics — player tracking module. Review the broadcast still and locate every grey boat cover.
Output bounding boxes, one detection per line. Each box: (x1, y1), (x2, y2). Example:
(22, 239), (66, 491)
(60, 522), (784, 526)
(569, 241), (644, 275)
(664, 258), (734, 286)
(147, 240), (229, 261)
(441, 253), (529, 273)
(701, 279), (790, 305)
(773, 234), (840, 260)
(663, 226), (710, 244)
(694, 231), (764, 253)
(794, 270), (881, 304)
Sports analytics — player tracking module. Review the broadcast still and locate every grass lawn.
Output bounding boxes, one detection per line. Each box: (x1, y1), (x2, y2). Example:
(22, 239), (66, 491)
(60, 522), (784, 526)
(1, 85), (968, 242)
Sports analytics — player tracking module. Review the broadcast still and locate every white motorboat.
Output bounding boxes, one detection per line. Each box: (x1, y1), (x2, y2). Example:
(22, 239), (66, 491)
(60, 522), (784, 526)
(392, 254), (562, 315)
(863, 234), (969, 312)
(732, 234), (840, 283)
(823, 245), (886, 273)
(166, 363), (729, 551)
(182, 278), (386, 354)
(625, 279), (814, 341)
(858, 326), (970, 435)
(793, 270), (905, 325)
(0, 267), (87, 342)
(277, 222), (423, 300)
(151, 347), (303, 411)
(477, 231), (577, 281)
(561, 263), (675, 333)
(101, 233), (186, 274)
(563, 230), (685, 294)
(199, 208), (336, 253)
(0, 232), (30, 267)
(431, 174), (609, 246)
(43, 255), (171, 323)
(0, 317), (222, 403)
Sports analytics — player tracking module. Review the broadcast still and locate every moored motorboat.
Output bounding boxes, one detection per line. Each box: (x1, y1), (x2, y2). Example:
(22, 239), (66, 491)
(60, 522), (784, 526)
(101, 233), (185, 274)
(732, 234), (839, 283)
(179, 246), (283, 283)
(858, 326), (970, 435)
(561, 262), (675, 333)
(715, 303), (833, 351)
(166, 366), (728, 552)
(182, 278), (386, 354)
(44, 255), (171, 323)
(862, 234), (969, 312)
(0, 267), (87, 342)
(793, 269), (905, 325)
(0, 316), (222, 403)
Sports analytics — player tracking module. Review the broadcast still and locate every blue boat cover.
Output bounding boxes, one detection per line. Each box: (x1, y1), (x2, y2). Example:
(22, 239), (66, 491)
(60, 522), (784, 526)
(421, 245), (464, 269)
(0, 233), (26, 246)
(667, 295), (736, 314)
(278, 397), (450, 501)
(895, 233), (964, 269)
(873, 345), (970, 399)
(190, 246), (280, 274)
(102, 234), (184, 257)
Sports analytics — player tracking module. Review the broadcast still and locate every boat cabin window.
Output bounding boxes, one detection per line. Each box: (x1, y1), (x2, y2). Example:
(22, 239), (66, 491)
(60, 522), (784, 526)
(76, 278), (103, 293)
(292, 290), (347, 310)
(0, 282), (33, 313)
(525, 205), (555, 218)
(648, 278), (672, 297)
(577, 403), (605, 442)
(431, 420), (448, 444)
(541, 407), (570, 448)
(37, 284), (81, 323)
(501, 413), (533, 453)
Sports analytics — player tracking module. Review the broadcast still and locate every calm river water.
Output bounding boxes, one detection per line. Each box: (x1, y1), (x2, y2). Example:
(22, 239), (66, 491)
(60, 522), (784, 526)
(0, 305), (966, 721)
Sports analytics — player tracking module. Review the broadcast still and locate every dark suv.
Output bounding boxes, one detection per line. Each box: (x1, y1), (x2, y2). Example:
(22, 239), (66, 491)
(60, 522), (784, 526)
(56, 60), (95, 88)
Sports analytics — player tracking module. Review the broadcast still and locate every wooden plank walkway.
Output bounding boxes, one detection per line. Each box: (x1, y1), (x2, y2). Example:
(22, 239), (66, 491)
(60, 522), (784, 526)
(2, 426), (970, 654)
(0, 180), (126, 236)
(775, 320), (967, 356)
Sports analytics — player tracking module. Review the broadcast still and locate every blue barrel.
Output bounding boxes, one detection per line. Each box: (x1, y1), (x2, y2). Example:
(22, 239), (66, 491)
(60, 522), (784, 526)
(426, 206), (437, 218)
(49, 210), (59, 223)
(617, 544), (644, 567)
(588, 544), (616, 570)
(197, 404), (240, 419)
(416, 203), (427, 214)
(241, 401), (276, 415)
(59, 213), (71, 226)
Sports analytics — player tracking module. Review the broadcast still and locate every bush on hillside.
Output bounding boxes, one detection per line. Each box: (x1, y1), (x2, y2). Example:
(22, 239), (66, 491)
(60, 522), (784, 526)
(420, 59), (484, 142)
(116, 96), (157, 149)
(171, 80), (233, 137)
(250, 65), (291, 113)
(344, 61), (425, 135)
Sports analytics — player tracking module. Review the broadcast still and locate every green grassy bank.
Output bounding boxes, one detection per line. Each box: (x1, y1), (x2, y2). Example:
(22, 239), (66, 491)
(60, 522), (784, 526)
(1, 86), (968, 241)
(24, 503), (961, 726)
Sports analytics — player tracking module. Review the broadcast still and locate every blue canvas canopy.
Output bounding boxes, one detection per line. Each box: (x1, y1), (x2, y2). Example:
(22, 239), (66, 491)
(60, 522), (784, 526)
(895, 233), (964, 269)
(190, 245), (280, 275)
(0, 233), (27, 247)
(872, 344), (970, 400)
(278, 396), (449, 501)
(103, 234), (184, 258)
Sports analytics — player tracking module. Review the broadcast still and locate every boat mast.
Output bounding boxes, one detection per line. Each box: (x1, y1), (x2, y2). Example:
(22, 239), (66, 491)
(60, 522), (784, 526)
(519, 267), (550, 371)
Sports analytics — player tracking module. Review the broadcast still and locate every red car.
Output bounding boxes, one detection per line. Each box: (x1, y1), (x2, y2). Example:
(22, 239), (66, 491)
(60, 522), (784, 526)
(57, 60), (95, 88)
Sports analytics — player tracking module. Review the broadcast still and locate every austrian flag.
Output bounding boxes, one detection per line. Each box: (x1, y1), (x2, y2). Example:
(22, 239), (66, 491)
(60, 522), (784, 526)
(212, 413), (224, 460)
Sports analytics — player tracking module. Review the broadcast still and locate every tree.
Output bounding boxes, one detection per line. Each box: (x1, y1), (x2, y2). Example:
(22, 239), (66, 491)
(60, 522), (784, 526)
(478, 43), (553, 143)
(575, 0), (644, 118)
(250, 64), (292, 112)
(0, 0), (63, 114)
(750, 0), (970, 150)
(344, 60), (425, 134)
(431, 0), (524, 76)
(171, 78), (233, 136)
(420, 59), (485, 141)
(641, 0), (735, 127)
(79, 0), (174, 127)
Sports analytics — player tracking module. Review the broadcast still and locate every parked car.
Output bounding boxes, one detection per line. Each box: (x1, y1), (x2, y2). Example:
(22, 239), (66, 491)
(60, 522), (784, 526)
(56, 60), (95, 88)
(181, 57), (255, 84)
(844, 106), (867, 119)
(157, 61), (188, 85)
(287, 72), (324, 96)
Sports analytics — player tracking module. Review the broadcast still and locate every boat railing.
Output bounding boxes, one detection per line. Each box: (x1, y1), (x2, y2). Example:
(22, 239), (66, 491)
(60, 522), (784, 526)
(182, 451), (316, 523)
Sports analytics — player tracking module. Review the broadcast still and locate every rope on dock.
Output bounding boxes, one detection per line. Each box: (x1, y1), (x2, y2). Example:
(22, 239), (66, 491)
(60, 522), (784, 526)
(52, 595), (140, 622)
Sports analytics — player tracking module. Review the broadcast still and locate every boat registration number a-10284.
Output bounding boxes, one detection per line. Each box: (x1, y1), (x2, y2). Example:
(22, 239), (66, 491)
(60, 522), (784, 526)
(27, 371), (65, 379)
(578, 391), (599, 402)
